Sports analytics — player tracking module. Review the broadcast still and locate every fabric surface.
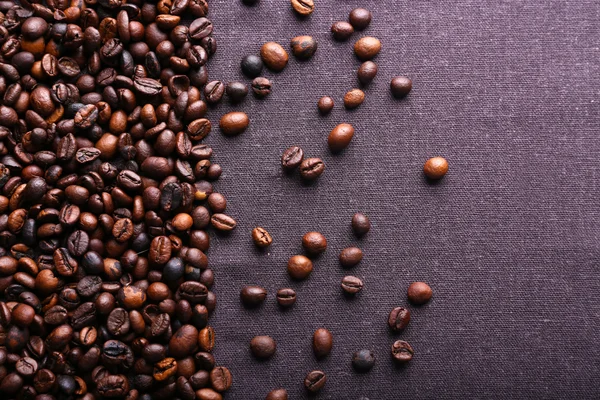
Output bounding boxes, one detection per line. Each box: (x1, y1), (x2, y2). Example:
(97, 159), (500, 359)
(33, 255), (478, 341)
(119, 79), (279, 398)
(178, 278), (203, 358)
(203, 1), (600, 398)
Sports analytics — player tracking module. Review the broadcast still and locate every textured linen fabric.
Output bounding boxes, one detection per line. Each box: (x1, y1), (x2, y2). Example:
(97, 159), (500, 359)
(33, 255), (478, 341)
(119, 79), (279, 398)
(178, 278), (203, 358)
(201, 1), (600, 398)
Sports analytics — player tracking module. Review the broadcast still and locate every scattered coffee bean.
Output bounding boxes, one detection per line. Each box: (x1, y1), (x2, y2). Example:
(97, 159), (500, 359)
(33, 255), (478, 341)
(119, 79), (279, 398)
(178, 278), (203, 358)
(252, 77), (272, 98)
(240, 285), (267, 307)
(260, 42), (289, 72)
(304, 370), (326, 393)
(226, 81), (249, 103)
(341, 276), (364, 294)
(281, 146), (304, 170)
(290, 36), (318, 60)
(220, 111), (250, 136)
(252, 227), (273, 248)
(352, 349), (376, 372)
(250, 336), (277, 359)
(344, 88), (366, 109)
(302, 231), (327, 256)
(331, 21), (354, 41)
(318, 96), (335, 114)
(423, 157), (448, 180)
(391, 340), (414, 364)
(241, 55), (264, 78)
(339, 247), (363, 267)
(328, 123), (355, 152)
(354, 37), (382, 60)
(313, 328), (333, 358)
(266, 388), (288, 400)
(349, 8), (372, 30)
(358, 61), (378, 85)
(211, 213), (237, 231)
(204, 81), (225, 104)
(291, 0), (315, 16)
(287, 255), (313, 280)
(352, 213), (371, 237)
(299, 158), (325, 181)
(407, 282), (433, 305)
(388, 307), (411, 332)
(391, 76), (413, 98)
(276, 288), (297, 308)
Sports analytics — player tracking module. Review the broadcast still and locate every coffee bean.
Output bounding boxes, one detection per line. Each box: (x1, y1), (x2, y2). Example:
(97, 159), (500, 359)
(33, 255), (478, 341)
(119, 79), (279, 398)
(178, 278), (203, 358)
(250, 336), (276, 359)
(328, 123), (355, 152)
(240, 55), (263, 78)
(169, 325), (199, 358)
(302, 231), (327, 256)
(388, 307), (411, 332)
(198, 326), (215, 352)
(349, 8), (372, 30)
(344, 88), (365, 109)
(299, 158), (324, 181)
(352, 349), (375, 372)
(219, 111), (249, 136)
(252, 227), (273, 248)
(210, 366), (232, 392)
(287, 255), (313, 280)
(304, 370), (326, 393)
(423, 157), (448, 180)
(281, 146), (304, 170)
(341, 276), (363, 294)
(352, 213), (371, 237)
(204, 81), (224, 104)
(15, 357), (38, 377)
(240, 285), (267, 307)
(290, 36), (317, 60)
(226, 81), (248, 103)
(210, 213), (236, 231)
(266, 389), (288, 400)
(276, 288), (296, 308)
(390, 76), (412, 98)
(391, 340), (414, 363)
(313, 328), (333, 358)
(331, 21), (354, 41)
(354, 37), (381, 60)
(196, 388), (222, 400)
(339, 247), (363, 268)
(251, 77), (272, 98)
(317, 96), (334, 114)
(358, 61), (378, 85)
(291, 0), (314, 16)
(260, 42), (289, 72)
(189, 18), (213, 40)
(97, 375), (129, 397)
(107, 308), (130, 336)
(188, 118), (212, 141)
(407, 282), (432, 305)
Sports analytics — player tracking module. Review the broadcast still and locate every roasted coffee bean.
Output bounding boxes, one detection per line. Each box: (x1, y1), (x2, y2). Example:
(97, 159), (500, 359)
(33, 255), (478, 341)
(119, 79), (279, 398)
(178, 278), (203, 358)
(188, 118), (212, 141)
(352, 213), (371, 237)
(290, 36), (317, 60)
(281, 146), (304, 170)
(177, 281), (208, 304)
(358, 61), (378, 85)
(354, 37), (381, 60)
(423, 157), (448, 180)
(169, 325), (199, 358)
(317, 96), (334, 114)
(331, 21), (354, 41)
(16, 357), (38, 377)
(349, 8), (372, 30)
(266, 389), (288, 400)
(250, 336), (276, 359)
(328, 123), (355, 152)
(67, 230), (89, 256)
(260, 42), (289, 72)
(189, 18), (213, 40)
(153, 357), (177, 381)
(304, 370), (326, 393)
(44, 306), (68, 325)
(252, 227), (273, 248)
(407, 282), (433, 305)
(251, 77), (271, 98)
(75, 147), (101, 164)
(210, 213), (236, 231)
(276, 288), (296, 308)
(12, 304), (35, 327)
(352, 349), (375, 372)
(204, 81), (224, 104)
(97, 374), (129, 397)
(313, 328), (333, 358)
(196, 388), (222, 400)
(240, 285), (267, 308)
(291, 0), (314, 16)
(219, 111), (249, 136)
(287, 255), (313, 280)
(209, 366), (231, 392)
(134, 77), (162, 96)
(344, 88), (365, 109)
(299, 158), (324, 181)
(388, 307), (411, 332)
(391, 76), (413, 98)
(240, 55), (263, 78)
(225, 81), (248, 103)
(198, 326), (215, 352)
(391, 340), (414, 363)
(339, 247), (363, 268)
(302, 231), (327, 256)
(341, 276), (364, 294)
(54, 247), (78, 276)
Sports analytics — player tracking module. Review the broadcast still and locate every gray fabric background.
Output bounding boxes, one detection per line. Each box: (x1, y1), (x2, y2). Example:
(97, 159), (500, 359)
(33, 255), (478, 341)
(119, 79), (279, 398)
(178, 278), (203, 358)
(201, 1), (600, 398)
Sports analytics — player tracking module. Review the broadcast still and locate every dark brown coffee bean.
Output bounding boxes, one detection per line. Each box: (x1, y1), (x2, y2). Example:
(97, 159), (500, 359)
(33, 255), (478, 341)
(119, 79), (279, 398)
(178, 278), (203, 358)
(189, 18), (213, 40)
(390, 76), (413, 98)
(196, 388), (222, 400)
(304, 370), (326, 393)
(291, 0), (314, 16)
(67, 230), (89, 256)
(312, 328), (333, 358)
(344, 89), (365, 109)
(134, 77), (162, 96)
(276, 288), (296, 308)
(219, 112), (249, 136)
(11, 304), (35, 327)
(16, 357), (38, 377)
(252, 227), (272, 248)
(423, 157), (448, 180)
(317, 96), (334, 114)
(169, 325), (199, 358)
(388, 307), (411, 332)
(352, 213), (370, 237)
(352, 349), (375, 372)
(358, 61), (378, 85)
(250, 336), (276, 359)
(75, 147), (101, 164)
(198, 326), (215, 352)
(290, 36), (317, 60)
(204, 81), (224, 104)
(281, 146), (303, 170)
(54, 247), (78, 276)
(328, 123), (355, 152)
(266, 389), (288, 400)
(287, 255), (312, 280)
(331, 21), (354, 41)
(240, 285), (266, 308)
(349, 8), (372, 30)
(96, 374), (129, 397)
(341, 276), (363, 294)
(354, 37), (381, 60)
(107, 308), (130, 336)
(177, 281), (208, 304)
(260, 42), (288, 72)
(210, 213), (236, 231)
(44, 305), (68, 325)
(251, 77), (271, 98)
(339, 247), (363, 268)
(299, 158), (324, 181)
(302, 231), (327, 256)
(391, 340), (414, 363)
(112, 218), (133, 242)
(209, 366), (231, 392)
(225, 81), (248, 104)
(187, 118), (212, 141)
(407, 282), (432, 305)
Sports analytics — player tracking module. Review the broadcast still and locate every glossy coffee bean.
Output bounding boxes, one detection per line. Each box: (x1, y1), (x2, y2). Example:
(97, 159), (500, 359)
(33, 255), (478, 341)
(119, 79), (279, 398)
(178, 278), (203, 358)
(204, 81), (225, 104)
(358, 61), (378, 85)
(304, 370), (326, 393)
(388, 307), (411, 332)
(391, 340), (414, 363)
(266, 388), (288, 400)
(341, 276), (363, 294)
(287, 255), (313, 280)
(339, 247), (363, 268)
(407, 282), (432, 305)
(354, 37), (381, 60)
(260, 42), (289, 72)
(352, 213), (371, 237)
(210, 213), (237, 231)
(240, 286), (267, 307)
(390, 76), (412, 98)
(219, 112), (249, 136)
(276, 288), (296, 308)
(281, 146), (304, 170)
(423, 157), (448, 180)
(318, 96), (334, 114)
(209, 366), (232, 392)
(291, 0), (314, 16)
(240, 55), (263, 78)
(299, 158), (324, 181)
(226, 81), (248, 103)
(252, 227), (273, 248)
(349, 8), (372, 30)
(352, 349), (375, 372)
(313, 328), (333, 358)
(328, 123), (355, 152)
(331, 21), (354, 41)
(250, 336), (276, 359)
(302, 231), (327, 256)
(290, 36), (317, 60)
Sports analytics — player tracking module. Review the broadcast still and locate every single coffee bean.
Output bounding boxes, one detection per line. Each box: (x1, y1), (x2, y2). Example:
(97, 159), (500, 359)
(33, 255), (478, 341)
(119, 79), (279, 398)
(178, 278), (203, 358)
(352, 213), (371, 237)
(390, 76), (412, 98)
(391, 340), (414, 364)
(388, 307), (411, 332)
(290, 36), (317, 60)
(260, 42), (288, 72)
(252, 227), (273, 248)
(291, 0), (314, 16)
(281, 146), (304, 170)
(331, 21), (354, 41)
(344, 88), (365, 109)
(266, 389), (288, 400)
(304, 370), (326, 393)
(210, 213), (236, 231)
(354, 37), (381, 60)
(219, 112), (249, 136)
(189, 18), (213, 40)
(407, 282), (433, 305)
(287, 255), (313, 280)
(169, 325), (199, 358)
(275, 288), (296, 308)
(154, 357), (177, 382)
(204, 81), (224, 104)
(312, 328), (333, 358)
(352, 349), (375, 372)
(341, 276), (363, 294)
(358, 61), (378, 85)
(349, 8), (372, 30)
(209, 366), (232, 392)
(317, 96), (334, 114)
(328, 123), (355, 152)
(251, 77), (272, 98)
(423, 157), (448, 180)
(299, 158), (324, 181)
(198, 326), (215, 352)
(226, 81), (248, 103)
(240, 285), (267, 307)
(339, 247), (363, 268)
(240, 55), (263, 78)
(302, 231), (327, 256)
(250, 336), (276, 359)
(196, 388), (222, 400)
(16, 357), (38, 377)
